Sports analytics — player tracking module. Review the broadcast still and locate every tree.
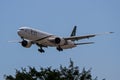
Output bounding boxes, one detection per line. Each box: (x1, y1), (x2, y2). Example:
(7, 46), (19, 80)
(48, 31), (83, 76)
(5, 59), (103, 80)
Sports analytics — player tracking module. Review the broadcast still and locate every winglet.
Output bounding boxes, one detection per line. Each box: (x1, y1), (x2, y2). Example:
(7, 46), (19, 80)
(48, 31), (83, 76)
(109, 32), (114, 34)
(70, 26), (77, 37)
(96, 32), (114, 36)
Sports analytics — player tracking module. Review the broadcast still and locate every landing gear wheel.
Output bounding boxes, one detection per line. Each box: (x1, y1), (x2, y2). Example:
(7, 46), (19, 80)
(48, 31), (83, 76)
(38, 49), (45, 53)
(56, 47), (63, 51)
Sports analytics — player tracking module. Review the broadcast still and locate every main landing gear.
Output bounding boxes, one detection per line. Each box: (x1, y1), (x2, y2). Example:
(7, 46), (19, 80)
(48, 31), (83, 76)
(56, 46), (63, 51)
(36, 43), (45, 53)
(38, 47), (45, 53)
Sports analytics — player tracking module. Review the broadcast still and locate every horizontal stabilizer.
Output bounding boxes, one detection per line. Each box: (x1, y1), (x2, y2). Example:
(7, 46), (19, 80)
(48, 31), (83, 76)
(75, 42), (94, 45)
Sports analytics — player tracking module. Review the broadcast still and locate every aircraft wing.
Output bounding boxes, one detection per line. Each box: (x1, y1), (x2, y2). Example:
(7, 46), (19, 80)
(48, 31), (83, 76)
(64, 32), (113, 41)
(64, 34), (96, 41)
(75, 42), (94, 45)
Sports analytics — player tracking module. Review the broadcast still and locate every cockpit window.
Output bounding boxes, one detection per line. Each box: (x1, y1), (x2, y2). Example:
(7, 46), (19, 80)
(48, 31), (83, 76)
(19, 29), (24, 31)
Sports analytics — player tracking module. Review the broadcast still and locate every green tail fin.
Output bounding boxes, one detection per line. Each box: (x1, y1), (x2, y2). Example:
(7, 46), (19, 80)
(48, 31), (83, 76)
(70, 26), (77, 36)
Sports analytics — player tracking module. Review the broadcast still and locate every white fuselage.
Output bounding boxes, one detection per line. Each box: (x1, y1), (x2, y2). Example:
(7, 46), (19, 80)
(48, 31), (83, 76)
(17, 27), (76, 49)
(16, 26), (112, 52)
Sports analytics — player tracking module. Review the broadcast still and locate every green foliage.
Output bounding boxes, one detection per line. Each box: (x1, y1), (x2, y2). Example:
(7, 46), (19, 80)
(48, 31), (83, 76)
(5, 59), (101, 80)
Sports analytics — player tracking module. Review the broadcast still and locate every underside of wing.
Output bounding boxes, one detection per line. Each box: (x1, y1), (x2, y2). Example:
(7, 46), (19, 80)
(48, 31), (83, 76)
(64, 32), (113, 41)
(75, 42), (94, 45)
(64, 34), (96, 41)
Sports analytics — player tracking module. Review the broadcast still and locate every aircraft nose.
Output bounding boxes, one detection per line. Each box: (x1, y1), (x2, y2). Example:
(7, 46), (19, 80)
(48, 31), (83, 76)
(17, 29), (23, 36)
(17, 30), (21, 36)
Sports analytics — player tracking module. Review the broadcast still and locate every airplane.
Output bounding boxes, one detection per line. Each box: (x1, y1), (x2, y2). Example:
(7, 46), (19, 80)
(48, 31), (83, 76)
(17, 26), (113, 53)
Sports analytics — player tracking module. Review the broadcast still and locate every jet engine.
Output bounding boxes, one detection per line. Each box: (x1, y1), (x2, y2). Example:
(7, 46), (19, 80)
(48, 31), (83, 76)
(21, 40), (32, 48)
(54, 37), (66, 45)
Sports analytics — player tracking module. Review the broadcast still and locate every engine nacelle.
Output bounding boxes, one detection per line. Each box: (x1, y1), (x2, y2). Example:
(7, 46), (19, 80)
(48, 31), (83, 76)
(21, 40), (32, 48)
(54, 37), (66, 45)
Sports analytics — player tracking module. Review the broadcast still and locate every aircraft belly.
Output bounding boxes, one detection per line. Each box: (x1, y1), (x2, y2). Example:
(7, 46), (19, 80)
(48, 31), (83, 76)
(37, 39), (56, 47)
(61, 44), (76, 49)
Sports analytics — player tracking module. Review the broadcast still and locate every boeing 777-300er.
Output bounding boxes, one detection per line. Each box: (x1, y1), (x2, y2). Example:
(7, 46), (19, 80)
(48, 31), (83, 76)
(17, 26), (113, 53)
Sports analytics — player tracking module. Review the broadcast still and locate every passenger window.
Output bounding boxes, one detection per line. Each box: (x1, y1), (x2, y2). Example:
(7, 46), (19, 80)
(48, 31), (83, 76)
(25, 30), (27, 32)
(31, 30), (37, 36)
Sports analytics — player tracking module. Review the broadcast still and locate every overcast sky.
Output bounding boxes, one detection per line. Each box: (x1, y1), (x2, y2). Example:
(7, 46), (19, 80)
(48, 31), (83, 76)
(0, 0), (120, 80)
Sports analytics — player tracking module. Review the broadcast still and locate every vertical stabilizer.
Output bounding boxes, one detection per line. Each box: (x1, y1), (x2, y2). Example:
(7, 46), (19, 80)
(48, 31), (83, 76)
(70, 26), (77, 36)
